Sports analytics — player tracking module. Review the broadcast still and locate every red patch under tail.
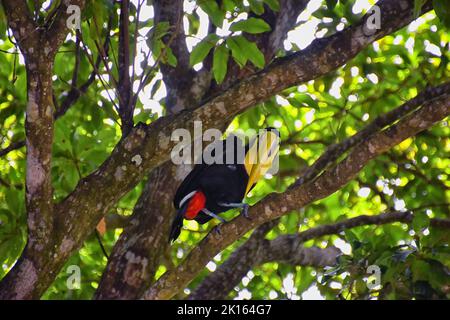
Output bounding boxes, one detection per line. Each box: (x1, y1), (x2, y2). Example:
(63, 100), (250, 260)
(185, 191), (206, 220)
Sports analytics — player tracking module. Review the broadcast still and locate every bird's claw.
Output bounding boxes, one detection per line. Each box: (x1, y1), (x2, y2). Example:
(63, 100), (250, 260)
(241, 204), (251, 220)
(218, 202), (251, 219)
(214, 224), (222, 235)
(202, 208), (227, 224)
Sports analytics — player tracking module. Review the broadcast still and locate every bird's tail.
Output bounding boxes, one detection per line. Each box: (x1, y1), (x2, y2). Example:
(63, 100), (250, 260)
(169, 202), (188, 243)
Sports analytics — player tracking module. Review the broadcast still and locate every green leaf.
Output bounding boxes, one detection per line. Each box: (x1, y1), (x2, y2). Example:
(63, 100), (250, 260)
(226, 36), (248, 67)
(433, 0), (450, 28)
(0, 5), (6, 39)
(189, 34), (220, 66)
(326, 0), (338, 10)
(165, 47), (178, 67)
(213, 43), (229, 84)
(249, 0), (265, 15)
(344, 230), (361, 249)
(247, 44), (266, 68)
(5, 189), (24, 216)
(263, 0), (280, 12)
(288, 93), (319, 109)
(234, 36), (265, 68)
(222, 0), (238, 12)
(411, 260), (431, 282)
(413, 0), (427, 18)
(412, 211), (430, 233)
(199, 0), (224, 28)
(152, 21), (171, 40)
(230, 18), (271, 34)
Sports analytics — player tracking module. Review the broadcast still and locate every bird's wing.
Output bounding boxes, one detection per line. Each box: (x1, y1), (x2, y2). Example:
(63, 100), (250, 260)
(173, 163), (207, 209)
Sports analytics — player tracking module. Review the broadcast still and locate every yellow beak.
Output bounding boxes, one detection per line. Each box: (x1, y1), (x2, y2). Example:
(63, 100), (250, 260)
(244, 130), (279, 195)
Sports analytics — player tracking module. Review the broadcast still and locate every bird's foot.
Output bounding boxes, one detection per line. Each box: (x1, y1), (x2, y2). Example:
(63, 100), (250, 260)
(218, 202), (251, 219)
(214, 224), (222, 235)
(241, 203), (251, 220)
(202, 208), (227, 223)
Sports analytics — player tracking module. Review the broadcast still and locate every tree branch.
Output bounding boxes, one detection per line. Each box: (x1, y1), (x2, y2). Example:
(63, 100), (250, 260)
(0, 140), (25, 158)
(2, 0), (57, 269)
(188, 220), (279, 300)
(153, 0), (205, 112)
(94, 162), (181, 299)
(189, 209), (450, 300)
(45, 0), (86, 55)
(0, 0), (38, 53)
(118, 0), (133, 135)
(295, 81), (450, 187)
(189, 243), (340, 300)
(94, 0), (311, 300)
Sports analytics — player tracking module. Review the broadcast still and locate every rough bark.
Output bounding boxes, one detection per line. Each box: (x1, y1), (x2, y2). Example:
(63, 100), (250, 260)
(94, 0), (203, 299)
(94, 162), (185, 299)
(118, 0), (133, 135)
(95, 0), (309, 300)
(0, 0), (86, 299)
(154, 0), (208, 113)
(188, 220), (279, 300)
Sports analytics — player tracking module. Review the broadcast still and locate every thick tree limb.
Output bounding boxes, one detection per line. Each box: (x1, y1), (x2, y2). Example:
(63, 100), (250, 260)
(0, 0), (38, 53)
(45, 0), (86, 55)
(142, 89), (450, 299)
(154, 0), (204, 112)
(189, 210), (450, 300)
(1, 2), (56, 300)
(0, 0), (86, 300)
(104, 213), (131, 230)
(188, 220), (279, 300)
(94, 162), (183, 299)
(118, 0), (133, 135)
(2, 0), (57, 248)
(265, 244), (341, 267)
(295, 81), (450, 187)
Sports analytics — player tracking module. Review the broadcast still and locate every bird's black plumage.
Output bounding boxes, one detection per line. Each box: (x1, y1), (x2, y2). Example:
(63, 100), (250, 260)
(173, 135), (249, 224)
(170, 128), (279, 242)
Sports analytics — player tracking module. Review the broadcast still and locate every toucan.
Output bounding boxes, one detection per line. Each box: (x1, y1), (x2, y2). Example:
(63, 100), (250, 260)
(169, 128), (280, 242)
